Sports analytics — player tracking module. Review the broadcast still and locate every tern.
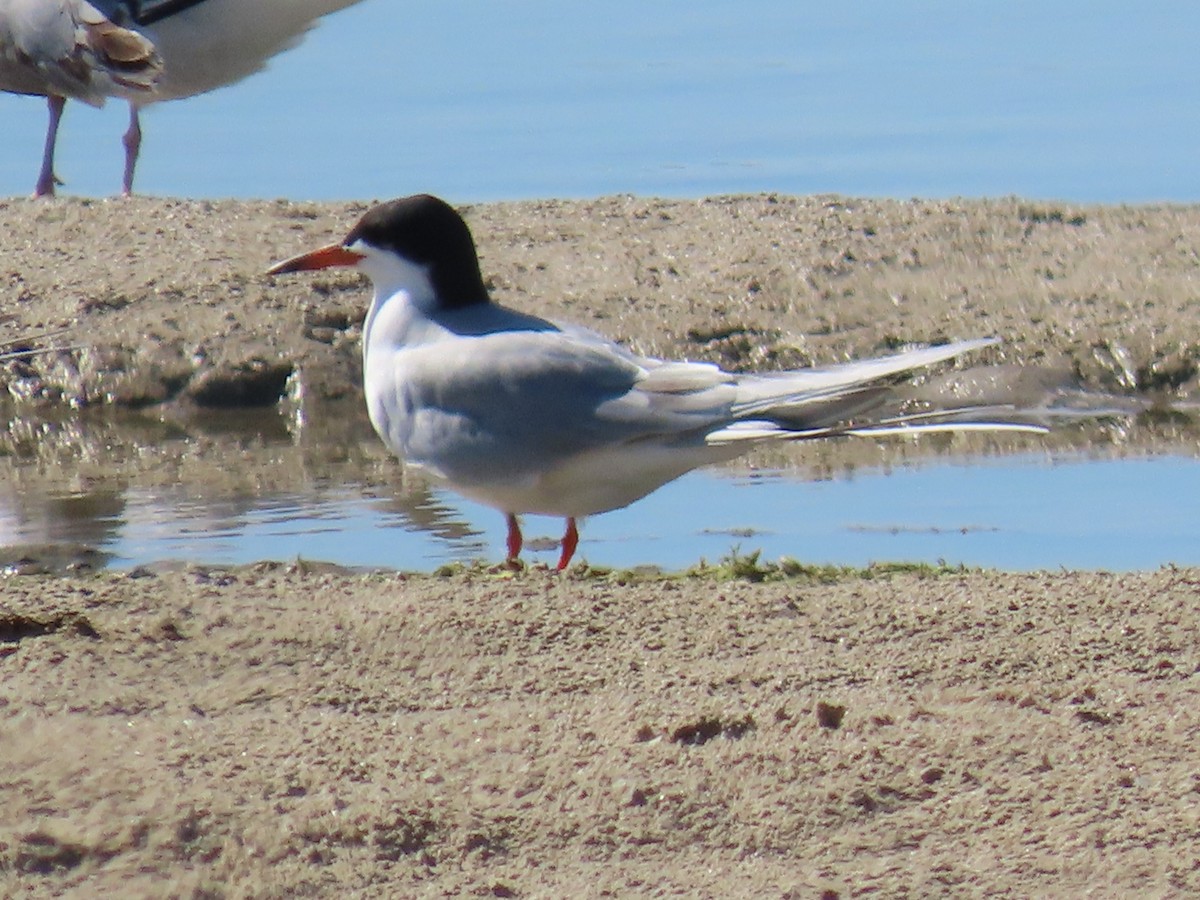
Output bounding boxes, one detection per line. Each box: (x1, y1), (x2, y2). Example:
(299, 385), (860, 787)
(0, 0), (365, 196)
(269, 194), (1042, 571)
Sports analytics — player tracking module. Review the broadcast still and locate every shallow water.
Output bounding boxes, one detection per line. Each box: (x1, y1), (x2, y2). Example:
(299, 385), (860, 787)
(91, 456), (1200, 572)
(1, 406), (1195, 573)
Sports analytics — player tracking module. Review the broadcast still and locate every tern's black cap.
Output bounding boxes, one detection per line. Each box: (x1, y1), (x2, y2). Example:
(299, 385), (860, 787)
(344, 194), (489, 309)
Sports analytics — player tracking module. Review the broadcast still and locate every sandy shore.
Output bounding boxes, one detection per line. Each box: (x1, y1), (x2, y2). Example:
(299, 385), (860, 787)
(4, 564), (1200, 897)
(2, 194), (1199, 896)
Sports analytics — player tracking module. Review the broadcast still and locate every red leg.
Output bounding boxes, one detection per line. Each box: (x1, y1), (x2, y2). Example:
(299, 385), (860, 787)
(121, 104), (142, 195)
(35, 95), (66, 197)
(556, 518), (579, 571)
(505, 513), (523, 563)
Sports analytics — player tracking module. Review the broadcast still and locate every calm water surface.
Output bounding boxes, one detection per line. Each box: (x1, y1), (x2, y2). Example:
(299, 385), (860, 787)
(103, 456), (1200, 573)
(2, 428), (1196, 573)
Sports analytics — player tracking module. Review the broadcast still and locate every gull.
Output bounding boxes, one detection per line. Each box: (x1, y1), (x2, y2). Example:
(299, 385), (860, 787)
(269, 194), (1042, 570)
(0, 0), (366, 196)
(0, 0), (160, 196)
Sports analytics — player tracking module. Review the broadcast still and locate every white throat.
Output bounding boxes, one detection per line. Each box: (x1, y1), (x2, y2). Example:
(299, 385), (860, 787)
(354, 243), (440, 359)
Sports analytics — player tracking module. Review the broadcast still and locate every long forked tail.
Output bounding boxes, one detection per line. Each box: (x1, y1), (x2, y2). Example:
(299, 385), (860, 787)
(706, 406), (1047, 445)
(707, 338), (1048, 446)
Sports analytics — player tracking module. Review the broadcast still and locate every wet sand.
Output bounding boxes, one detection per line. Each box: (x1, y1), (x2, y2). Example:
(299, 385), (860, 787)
(2, 195), (1199, 896)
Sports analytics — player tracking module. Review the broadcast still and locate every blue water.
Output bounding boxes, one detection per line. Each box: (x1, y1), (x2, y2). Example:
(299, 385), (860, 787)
(4, 454), (1196, 573)
(2, 0), (1199, 202)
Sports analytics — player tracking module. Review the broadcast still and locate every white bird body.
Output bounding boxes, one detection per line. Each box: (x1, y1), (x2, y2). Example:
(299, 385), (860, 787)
(0, 0), (365, 195)
(271, 195), (1044, 570)
(106, 0), (363, 102)
(361, 296), (743, 518)
(360, 278), (1004, 518)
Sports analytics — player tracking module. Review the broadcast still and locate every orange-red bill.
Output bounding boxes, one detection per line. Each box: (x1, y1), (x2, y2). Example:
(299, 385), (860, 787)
(266, 243), (365, 276)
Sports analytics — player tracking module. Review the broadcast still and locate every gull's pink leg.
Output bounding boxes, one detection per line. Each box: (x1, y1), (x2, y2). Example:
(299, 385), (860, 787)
(121, 104), (142, 195)
(556, 517), (579, 571)
(34, 95), (66, 197)
(505, 513), (523, 564)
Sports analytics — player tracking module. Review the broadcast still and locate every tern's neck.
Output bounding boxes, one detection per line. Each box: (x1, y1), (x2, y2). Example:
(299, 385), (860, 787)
(359, 254), (438, 351)
(362, 286), (421, 361)
(360, 253), (438, 313)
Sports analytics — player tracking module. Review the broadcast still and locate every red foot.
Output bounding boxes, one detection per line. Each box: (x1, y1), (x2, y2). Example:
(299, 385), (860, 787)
(505, 513), (523, 563)
(556, 518), (579, 571)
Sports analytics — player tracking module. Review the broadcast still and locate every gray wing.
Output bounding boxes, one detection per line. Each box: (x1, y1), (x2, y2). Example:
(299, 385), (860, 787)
(385, 326), (1035, 485)
(381, 327), (740, 485)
